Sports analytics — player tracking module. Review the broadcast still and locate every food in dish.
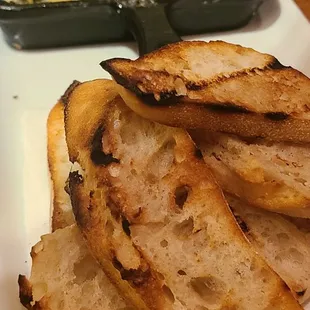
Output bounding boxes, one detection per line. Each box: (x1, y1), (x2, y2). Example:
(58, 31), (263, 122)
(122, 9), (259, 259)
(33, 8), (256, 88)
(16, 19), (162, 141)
(19, 41), (310, 309)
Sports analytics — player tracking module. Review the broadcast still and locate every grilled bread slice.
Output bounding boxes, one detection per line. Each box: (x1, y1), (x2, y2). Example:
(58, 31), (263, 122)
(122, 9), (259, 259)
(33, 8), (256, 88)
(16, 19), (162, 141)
(50, 90), (310, 305)
(227, 195), (310, 304)
(101, 40), (310, 143)
(18, 225), (131, 310)
(65, 78), (301, 309)
(192, 131), (310, 218)
(47, 100), (74, 230)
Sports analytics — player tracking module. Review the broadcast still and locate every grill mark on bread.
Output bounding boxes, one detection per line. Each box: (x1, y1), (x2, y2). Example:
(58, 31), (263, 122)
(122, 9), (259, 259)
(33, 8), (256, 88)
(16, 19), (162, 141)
(69, 171), (84, 185)
(269, 58), (288, 70)
(107, 194), (135, 234)
(122, 218), (131, 236)
(60, 80), (81, 106)
(194, 147), (203, 159)
(121, 267), (152, 287)
(112, 257), (152, 287)
(264, 112), (289, 121)
(296, 289), (306, 297)
(183, 66), (270, 90)
(116, 92), (180, 107)
(69, 174), (165, 309)
(144, 62), (287, 101)
(140, 93), (179, 106)
(91, 126), (120, 166)
(186, 82), (203, 91)
(236, 216), (250, 234)
(69, 172), (88, 230)
(91, 152), (120, 166)
(230, 209), (250, 234)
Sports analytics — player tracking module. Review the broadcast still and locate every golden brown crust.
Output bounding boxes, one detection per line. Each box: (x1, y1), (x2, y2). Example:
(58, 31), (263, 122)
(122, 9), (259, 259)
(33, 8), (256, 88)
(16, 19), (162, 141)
(102, 41), (278, 99)
(65, 79), (302, 310)
(65, 80), (167, 310)
(65, 82), (183, 309)
(116, 85), (310, 143)
(69, 171), (164, 310)
(47, 101), (74, 231)
(64, 79), (120, 164)
(101, 40), (310, 143)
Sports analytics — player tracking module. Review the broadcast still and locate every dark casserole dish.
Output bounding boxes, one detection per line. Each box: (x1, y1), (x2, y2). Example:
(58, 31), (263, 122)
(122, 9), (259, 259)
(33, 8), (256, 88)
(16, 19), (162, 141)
(0, 0), (265, 52)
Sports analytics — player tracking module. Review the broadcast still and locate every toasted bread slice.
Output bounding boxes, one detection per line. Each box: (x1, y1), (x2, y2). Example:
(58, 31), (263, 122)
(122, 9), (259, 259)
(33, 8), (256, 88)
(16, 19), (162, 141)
(192, 131), (310, 218)
(101, 40), (310, 143)
(47, 100), (74, 230)
(227, 195), (310, 303)
(65, 79), (301, 309)
(50, 87), (310, 306)
(18, 225), (131, 310)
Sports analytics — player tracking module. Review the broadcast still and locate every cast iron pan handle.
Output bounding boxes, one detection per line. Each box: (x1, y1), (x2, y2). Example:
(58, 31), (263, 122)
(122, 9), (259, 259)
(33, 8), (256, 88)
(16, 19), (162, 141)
(121, 4), (182, 55)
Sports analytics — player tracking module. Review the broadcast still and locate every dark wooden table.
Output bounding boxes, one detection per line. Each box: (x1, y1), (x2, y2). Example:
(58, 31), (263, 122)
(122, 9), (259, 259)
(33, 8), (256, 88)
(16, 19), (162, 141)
(295, 0), (310, 20)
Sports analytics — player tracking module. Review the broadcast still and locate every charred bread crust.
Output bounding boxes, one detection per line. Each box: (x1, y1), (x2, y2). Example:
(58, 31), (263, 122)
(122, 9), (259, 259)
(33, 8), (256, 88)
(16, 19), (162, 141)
(102, 40), (310, 143)
(64, 79), (120, 163)
(18, 275), (33, 309)
(90, 126), (120, 166)
(65, 81), (170, 309)
(60, 80), (81, 106)
(68, 169), (166, 310)
(116, 85), (310, 143)
(101, 41), (288, 101)
(18, 275), (47, 310)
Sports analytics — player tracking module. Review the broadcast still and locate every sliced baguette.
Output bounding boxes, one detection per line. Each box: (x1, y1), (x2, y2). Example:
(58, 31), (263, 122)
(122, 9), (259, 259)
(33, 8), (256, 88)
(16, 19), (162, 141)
(51, 88), (310, 306)
(101, 40), (310, 143)
(192, 131), (310, 218)
(65, 79), (301, 309)
(18, 224), (131, 310)
(47, 100), (74, 230)
(227, 194), (310, 303)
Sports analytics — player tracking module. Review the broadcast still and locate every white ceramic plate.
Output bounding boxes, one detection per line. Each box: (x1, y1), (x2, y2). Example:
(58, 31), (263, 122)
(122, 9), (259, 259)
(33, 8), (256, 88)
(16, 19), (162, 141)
(0, 0), (309, 309)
